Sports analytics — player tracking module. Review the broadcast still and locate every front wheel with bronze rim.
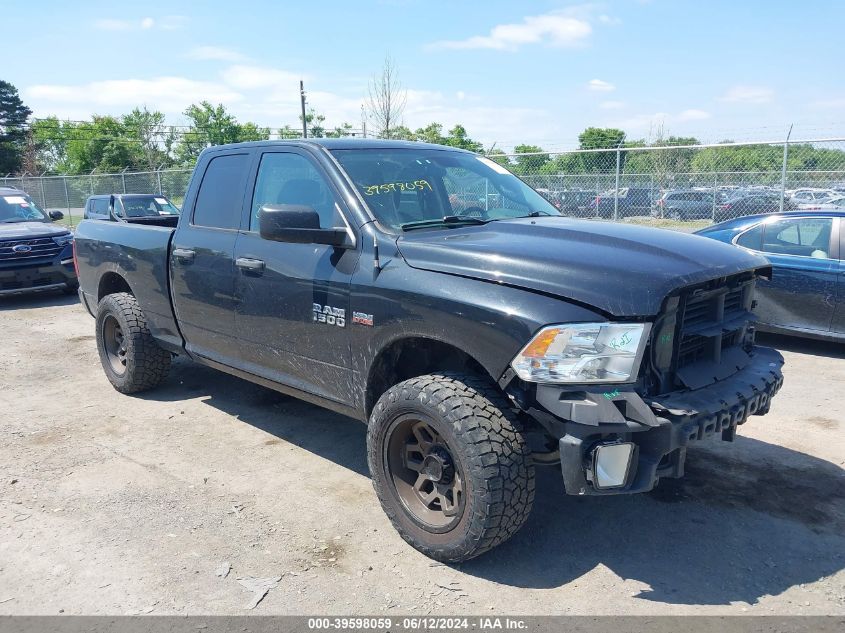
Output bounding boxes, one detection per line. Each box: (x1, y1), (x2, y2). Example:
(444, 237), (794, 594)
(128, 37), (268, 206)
(367, 372), (535, 562)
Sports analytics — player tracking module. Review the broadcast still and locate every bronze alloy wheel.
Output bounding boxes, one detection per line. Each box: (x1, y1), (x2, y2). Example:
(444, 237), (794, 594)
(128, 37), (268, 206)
(101, 313), (128, 375)
(384, 415), (465, 532)
(367, 372), (535, 561)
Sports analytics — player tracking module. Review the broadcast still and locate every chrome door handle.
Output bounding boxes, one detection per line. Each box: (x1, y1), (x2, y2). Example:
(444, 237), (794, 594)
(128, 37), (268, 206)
(235, 257), (265, 272)
(172, 248), (195, 262)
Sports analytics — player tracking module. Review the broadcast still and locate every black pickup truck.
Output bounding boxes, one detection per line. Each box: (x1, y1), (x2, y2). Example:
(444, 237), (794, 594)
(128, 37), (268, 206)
(74, 139), (784, 562)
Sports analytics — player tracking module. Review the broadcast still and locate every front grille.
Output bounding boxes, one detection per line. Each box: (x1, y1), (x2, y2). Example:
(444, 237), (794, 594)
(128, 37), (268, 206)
(0, 274), (65, 291)
(648, 272), (757, 394)
(0, 237), (62, 262)
(675, 279), (752, 371)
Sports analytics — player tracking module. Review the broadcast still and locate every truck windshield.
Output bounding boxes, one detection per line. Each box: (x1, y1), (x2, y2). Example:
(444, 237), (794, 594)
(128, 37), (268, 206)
(0, 193), (50, 223)
(119, 195), (181, 218)
(331, 148), (559, 231)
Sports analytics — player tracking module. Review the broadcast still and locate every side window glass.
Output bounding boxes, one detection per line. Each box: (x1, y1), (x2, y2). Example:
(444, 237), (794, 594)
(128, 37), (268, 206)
(250, 152), (340, 231)
(736, 224), (763, 250)
(762, 218), (833, 258)
(193, 153), (250, 230)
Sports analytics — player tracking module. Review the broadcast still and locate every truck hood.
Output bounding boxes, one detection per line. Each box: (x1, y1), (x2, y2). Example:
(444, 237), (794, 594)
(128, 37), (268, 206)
(0, 222), (69, 240)
(396, 216), (770, 317)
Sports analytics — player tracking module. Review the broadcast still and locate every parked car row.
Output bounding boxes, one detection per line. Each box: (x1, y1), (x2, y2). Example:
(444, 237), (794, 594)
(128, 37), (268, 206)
(535, 185), (800, 221)
(0, 190), (181, 298)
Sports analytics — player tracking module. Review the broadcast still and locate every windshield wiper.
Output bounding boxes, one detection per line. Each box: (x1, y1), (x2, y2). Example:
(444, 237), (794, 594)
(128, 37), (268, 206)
(1, 218), (31, 223)
(400, 215), (489, 231)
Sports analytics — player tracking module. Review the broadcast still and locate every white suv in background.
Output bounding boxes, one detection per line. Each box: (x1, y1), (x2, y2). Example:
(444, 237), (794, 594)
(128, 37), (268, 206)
(788, 188), (838, 204)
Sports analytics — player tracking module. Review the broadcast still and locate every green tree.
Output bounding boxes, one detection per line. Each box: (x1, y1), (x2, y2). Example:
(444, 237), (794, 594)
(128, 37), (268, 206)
(40, 116), (143, 174)
(577, 127), (626, 174)
(414, 122), (446, 145)
(511, 144), (549, 175)
(0, 80), (32, 174)
(486, 148), (512, 168)
(326, 122), (355, 138)
(176, 102), (270, 165)
(301, 108), (326, 138)
(30, 116), (69, 172)
(442, 124), (483, 152)
(623, 127), (701, 184)
(387, 125), (417, 141)
(121, 107), (171, 171)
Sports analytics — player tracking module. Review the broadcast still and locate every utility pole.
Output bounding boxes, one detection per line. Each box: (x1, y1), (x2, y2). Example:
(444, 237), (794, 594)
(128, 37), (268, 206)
(300, 80), (308, 138)
(779, 123), (793, 213)
(361, 104), (367, 138)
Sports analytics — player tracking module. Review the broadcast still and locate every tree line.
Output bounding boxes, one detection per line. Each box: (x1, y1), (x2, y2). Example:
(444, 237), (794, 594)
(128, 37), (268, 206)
(2, 78), (844, 178)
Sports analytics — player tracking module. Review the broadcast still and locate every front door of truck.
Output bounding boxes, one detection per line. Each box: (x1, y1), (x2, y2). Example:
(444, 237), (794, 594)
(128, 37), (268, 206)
(232, 149), (360, 405)
(170, 151), (252, 365)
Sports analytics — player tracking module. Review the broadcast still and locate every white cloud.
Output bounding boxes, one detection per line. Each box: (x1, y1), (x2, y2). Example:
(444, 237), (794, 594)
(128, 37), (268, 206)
(720, 85), (774, 104)
(598, 14), (622, 25)
(811, 97), (845, 109)
(189, 46), (248, 62)
(430, 11), (592, 51)
(94, 19), (133, 31)
(94, 16), (186, 32)
(221, 65), (302, 91)
(26, 77), (243, 114)
(599, 100), (625, 110)
(588, 79), (615, 92)
(677, 109), (711, 121)
(159, 15), (188, 30)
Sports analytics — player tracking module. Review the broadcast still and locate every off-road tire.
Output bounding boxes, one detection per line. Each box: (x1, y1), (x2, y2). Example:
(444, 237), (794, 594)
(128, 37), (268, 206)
(367, 372), (535, 562)
(95, 292), (171, 394)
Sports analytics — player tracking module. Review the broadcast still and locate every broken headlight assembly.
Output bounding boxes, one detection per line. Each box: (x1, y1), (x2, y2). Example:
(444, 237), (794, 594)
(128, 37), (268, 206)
(511, 322), (651, 384)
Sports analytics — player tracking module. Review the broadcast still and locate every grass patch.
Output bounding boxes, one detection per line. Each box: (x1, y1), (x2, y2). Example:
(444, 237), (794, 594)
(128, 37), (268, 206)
(622, 217), (711, 233)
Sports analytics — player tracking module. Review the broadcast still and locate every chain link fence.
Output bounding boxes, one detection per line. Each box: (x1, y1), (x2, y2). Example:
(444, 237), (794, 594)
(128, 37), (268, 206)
(507, 137), (845, 225)
(1, 169), (193, 227)
(3, 137), (844, 229)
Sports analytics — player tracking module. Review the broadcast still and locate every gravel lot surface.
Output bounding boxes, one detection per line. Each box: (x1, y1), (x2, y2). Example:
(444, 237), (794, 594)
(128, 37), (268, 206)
(1, 293), (843, 615)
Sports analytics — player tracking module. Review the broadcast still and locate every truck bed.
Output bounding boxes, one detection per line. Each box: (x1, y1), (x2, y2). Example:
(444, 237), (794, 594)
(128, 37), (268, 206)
(74, 219), (183, 352)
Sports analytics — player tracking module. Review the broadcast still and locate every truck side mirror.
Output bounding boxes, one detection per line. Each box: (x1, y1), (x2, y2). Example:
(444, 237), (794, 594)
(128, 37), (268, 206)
(49, 210), (64, 221)
(258, 204), (351, 248)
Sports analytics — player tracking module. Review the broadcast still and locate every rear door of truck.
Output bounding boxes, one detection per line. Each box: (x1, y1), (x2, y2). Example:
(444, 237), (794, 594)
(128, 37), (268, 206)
(169, 150), (254, 365)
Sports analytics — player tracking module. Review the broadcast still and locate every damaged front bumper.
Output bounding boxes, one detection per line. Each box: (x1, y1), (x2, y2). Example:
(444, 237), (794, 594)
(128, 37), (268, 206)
(520, 346), (784, 496)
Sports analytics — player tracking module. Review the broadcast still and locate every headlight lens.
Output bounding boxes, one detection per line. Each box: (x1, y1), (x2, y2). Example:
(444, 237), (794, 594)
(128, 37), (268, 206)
(53, 233), (74, 247)
(511, 322), (650, 384)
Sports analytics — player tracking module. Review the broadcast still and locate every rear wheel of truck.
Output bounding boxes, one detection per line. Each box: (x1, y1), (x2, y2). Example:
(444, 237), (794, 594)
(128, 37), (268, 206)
(367, 372), (535, 562)
(95, 292), (171, 394)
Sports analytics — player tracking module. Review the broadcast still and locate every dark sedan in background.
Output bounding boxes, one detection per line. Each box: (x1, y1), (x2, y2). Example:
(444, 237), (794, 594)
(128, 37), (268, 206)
(696, 211), (844, 341)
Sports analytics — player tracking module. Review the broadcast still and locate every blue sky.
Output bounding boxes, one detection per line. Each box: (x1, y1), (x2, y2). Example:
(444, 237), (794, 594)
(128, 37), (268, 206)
(5, 0), (845, 150)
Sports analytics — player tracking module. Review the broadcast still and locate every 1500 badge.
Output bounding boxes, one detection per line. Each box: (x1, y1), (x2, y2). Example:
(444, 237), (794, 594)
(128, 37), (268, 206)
(313, 303), (345, 327)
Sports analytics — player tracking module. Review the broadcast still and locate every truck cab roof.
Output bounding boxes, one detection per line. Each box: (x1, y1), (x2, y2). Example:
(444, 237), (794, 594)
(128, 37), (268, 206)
(200, 138), (475, 154)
